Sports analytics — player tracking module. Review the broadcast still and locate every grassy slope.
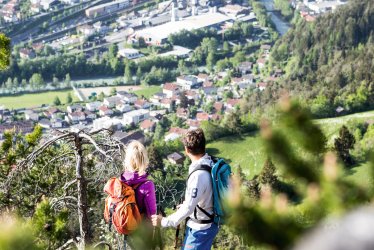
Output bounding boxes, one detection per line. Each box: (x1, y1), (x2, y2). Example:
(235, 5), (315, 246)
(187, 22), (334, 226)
(207, 110), (374, 184)
(0, 90), (78, 109)
(206, 132), (267, 178)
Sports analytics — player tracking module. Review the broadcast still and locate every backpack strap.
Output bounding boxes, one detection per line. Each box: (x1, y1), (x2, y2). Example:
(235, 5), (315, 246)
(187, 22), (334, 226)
(187, 164), (214, 224)
(133, 180), (148, 191)
(187, 164), (211, 181)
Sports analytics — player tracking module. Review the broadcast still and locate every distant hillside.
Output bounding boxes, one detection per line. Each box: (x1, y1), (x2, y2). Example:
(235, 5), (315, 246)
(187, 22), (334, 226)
(270, 0), (374, 117)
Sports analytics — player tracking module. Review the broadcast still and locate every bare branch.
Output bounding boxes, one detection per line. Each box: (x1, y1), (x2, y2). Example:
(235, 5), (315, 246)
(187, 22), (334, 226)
(93, 241), (113, 250)
(56, 238), (79, 250)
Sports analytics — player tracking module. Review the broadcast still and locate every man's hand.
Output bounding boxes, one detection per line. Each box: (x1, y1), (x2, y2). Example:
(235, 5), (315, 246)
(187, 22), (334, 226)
(151, 214), (163, 227)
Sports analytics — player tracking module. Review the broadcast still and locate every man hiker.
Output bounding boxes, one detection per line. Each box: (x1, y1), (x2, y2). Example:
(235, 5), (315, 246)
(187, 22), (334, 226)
(151, 128), (219, 249)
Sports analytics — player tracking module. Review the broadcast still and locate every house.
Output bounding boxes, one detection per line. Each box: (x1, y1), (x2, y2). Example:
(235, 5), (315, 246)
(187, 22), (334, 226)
(202, 86), (218, 96)
(112, 131), (146, 145)
(51, 118), (64, 128)
(68, 111), (86, 123)
(167, 152), (185, 165)
(196, 112), (210, 121)
(226, 98), (241, 110)
(165, 127), (188, 142)
(257, 58), (266, 69)
(123, 109), (150, 125)
(86, 101), (102, 111)
(39, 118), (51, 129)
(140, 119), (156, 133)
(257, 82), (268, 91)
(176, 108), (189, 119)
(93, 117), (123, 131)
(197, 73), (209, 83)
(67, 104), (83, 114)
(186, 119), (201, 129)
(19, 48), (35, 59)
(44, 107), (61, 119)
(85, 111), (97, 120)
(117, 92), (138, 104)
(0, 121), (34, 140)
(260, 44), (272, 54)
(150, 92), (166, 105)
(25, 110), (39, 121)
(163, 83), (180, 98)
(134, 99), (151, 109)
(160, 98), (174, 110)
(213, 102), (224, 114)
(116, 103), (132, 113)
(238, 61), (253, 74)
(99, 106), (114, 117)
(104, 96), (122, 108)
(176, 75), (201, 90)
(118, 48), (144, 60)
(185, 90), (199, 100)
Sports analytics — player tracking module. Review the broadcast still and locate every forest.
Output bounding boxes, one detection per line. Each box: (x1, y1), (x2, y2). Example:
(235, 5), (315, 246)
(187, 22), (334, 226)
(270, 0), (374, 117)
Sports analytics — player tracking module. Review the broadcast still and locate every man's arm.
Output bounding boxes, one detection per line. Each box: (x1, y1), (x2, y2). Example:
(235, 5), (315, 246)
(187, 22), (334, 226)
(154, 171), (208, 228)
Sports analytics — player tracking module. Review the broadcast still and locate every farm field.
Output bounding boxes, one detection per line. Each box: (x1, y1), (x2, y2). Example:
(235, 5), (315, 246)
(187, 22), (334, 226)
(0, 90), (78, 109)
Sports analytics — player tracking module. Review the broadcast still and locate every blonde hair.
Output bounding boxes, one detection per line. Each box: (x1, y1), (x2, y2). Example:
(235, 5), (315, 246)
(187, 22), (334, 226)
(124, 140), (149, 175)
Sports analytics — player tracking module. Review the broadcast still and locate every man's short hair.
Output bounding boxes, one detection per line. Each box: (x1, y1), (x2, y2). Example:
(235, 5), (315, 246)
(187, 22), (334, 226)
(182, 128), (206, 155)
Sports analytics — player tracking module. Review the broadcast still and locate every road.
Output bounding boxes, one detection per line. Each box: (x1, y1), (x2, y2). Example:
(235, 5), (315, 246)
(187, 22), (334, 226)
(260, 0), (291, 36)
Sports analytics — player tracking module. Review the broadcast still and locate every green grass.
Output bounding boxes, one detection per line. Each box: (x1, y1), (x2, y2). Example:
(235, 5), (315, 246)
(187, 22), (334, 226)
(314, 110), (374, 143)
(206, 132), (267, 178)
(133, 86), (162, 99)
(0, 90), (78, 109)
(206, 110), (374, 182)
(345, 161), (373, 188)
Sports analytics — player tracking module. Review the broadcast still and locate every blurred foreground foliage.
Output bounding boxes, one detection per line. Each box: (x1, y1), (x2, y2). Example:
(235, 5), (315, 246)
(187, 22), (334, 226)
(228, 97), (374, 249)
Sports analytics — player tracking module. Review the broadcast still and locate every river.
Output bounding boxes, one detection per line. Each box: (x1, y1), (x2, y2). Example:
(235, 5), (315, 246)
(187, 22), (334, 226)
(259, 0), (291, 36)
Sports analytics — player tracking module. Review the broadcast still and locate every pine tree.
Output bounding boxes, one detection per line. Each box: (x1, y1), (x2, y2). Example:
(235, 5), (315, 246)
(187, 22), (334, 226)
(180, 91), (188, 109)
(334, 125), (356, 166)
(53, 96), (61, 106)
(147, 144), (163, 170)
(66, 93), (73, 104)
(259, 158), (278, 187)
(124, 63), (133, 84)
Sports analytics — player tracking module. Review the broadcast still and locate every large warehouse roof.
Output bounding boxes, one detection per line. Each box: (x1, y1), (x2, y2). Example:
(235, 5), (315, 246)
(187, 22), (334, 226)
(136, 12), (232, 42)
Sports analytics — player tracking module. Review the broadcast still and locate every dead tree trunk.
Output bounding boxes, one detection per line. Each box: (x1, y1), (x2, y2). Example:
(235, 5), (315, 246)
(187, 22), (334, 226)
(75, 133), (90, 250)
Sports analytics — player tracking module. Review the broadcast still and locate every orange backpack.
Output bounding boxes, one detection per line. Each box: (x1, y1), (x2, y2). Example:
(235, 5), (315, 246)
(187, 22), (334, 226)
(104, 177), (144, 235)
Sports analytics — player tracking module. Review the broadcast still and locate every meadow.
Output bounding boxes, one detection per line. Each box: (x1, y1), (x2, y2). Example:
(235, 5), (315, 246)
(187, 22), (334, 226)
(0, 90), (77, 109)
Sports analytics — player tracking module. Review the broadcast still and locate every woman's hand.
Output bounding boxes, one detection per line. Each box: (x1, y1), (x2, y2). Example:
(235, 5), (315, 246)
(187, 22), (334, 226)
(151, 214), (163, 227)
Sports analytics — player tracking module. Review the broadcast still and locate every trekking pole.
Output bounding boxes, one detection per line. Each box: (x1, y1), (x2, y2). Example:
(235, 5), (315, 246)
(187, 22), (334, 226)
(152, 205), (166, 250)
(174, 198), (184, 249)
(174, 204), (180, 250)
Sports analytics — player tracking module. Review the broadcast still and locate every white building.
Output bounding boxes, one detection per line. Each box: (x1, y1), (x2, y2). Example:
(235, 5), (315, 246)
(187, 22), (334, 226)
(123, 109), (150, 125)
(116, 103), (132, 113)
(86, 101), (102, 111)
(176, 75), (201, 90)
(93, 117), (123, 131)
(118, 48), (144, 60)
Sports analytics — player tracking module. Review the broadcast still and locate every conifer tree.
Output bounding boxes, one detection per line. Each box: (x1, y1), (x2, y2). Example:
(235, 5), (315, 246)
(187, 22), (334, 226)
(334, 125), (356, 166)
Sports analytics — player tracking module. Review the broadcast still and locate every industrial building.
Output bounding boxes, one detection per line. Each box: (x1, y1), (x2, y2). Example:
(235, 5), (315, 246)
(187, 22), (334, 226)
(85, 0), (132, 18)
(135, 11), (232, 45)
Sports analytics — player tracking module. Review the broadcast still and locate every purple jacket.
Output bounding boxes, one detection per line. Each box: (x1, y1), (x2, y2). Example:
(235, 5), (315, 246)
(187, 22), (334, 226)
(120, 171), (157, 219)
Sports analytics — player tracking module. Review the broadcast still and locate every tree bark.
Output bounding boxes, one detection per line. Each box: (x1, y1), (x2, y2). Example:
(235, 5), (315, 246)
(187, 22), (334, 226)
(75, 133), (90, 250)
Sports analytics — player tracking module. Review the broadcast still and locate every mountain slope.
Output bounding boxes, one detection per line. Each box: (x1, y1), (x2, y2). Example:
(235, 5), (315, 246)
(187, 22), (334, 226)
(271, 0), (374, 117)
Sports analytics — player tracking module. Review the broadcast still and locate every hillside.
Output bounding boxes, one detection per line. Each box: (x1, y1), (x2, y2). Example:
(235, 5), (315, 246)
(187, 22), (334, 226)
(270, 0), (374, 117)
(207, 110), (374, 184)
